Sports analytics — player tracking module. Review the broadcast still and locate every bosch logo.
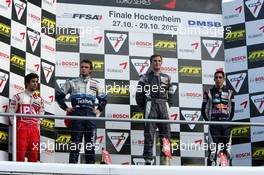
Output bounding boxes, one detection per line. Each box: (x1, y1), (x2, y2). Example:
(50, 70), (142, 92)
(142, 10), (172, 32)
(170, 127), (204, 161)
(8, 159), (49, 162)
(0, 52), (9, 59)
(44, 45), (55, 52)
(14, 84), (24, 91)
(61, 61), (78, 67)
(112, 114), (129, 118)
(255, 76), (264, 82)
(231, 56), (246, 62)
(181, 92), (202, 98)
(135, 41), (152, 46)
(161, 66), (177, 72)
(188, 20), (222, 27)
(235, 152), (250, 159)
(28, 13), (40, 21)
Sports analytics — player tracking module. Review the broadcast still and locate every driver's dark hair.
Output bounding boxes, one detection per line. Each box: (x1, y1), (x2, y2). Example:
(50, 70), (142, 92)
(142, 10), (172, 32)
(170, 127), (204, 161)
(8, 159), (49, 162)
(214, 70), (225, 78)
(80, 59), (93, 70)
(150, 54), (162, 63)
(25, 73), (39, 88)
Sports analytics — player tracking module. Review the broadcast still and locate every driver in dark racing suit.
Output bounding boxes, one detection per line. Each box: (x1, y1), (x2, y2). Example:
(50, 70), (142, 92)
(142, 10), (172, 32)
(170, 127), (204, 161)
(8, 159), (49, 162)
(201, 70), (234, 166)
(56, 59), (107, 164)
(136, 55), (174, 165)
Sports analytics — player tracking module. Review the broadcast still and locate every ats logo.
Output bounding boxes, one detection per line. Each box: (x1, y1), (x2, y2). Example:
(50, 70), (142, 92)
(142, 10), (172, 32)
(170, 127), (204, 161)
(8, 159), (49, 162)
(41, 119), (55, 129)
(252, 148), (264, 159)
(179, 66), (201, 76)
(225, 30), (246, 41)
(42, 62), (54, 84)
(56, 35), (79, 45)
(106, 33), (127, 52)
(0, 22), (11, 37)
(202, 39), (222, 58)
(107, 132), (129, 152)
(13, 0), (26, 20)
(92, 60), (104, 71)
(181, 110), (201, 130)
(132, 112), (144, 119)
(231, 126), (250, 136)
(0, 72), (8, 93)
(0, 131), (8, 144)
(42, 17), (56, 29)
(248, 49), (264, 61)
(11, 54), (25, 69)
(227, 73), (247, 93)
(56, 134), (71, 144)
(245, 0), (264, 18)
(251, 94), (264, 113)
(154, 40), (176, 51)
(131, 59), (150, 76)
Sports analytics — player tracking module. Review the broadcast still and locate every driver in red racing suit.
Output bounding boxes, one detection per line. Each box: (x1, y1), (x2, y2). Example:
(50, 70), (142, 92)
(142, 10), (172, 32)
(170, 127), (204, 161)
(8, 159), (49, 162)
(9, 73), (45, 162)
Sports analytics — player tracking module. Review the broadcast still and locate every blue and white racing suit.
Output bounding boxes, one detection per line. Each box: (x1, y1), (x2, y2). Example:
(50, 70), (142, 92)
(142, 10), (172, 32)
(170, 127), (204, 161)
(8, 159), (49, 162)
(56, 75), (107, 164)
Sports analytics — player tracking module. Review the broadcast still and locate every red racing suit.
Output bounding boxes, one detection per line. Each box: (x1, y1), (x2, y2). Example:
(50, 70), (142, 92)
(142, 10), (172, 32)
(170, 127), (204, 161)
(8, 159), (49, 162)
(9, 90), (44, 162)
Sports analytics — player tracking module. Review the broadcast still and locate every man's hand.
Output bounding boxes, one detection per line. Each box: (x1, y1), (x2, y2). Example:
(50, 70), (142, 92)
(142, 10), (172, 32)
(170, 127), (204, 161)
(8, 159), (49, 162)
(66, 108), (75, 115)
(93, 109), (101, 117)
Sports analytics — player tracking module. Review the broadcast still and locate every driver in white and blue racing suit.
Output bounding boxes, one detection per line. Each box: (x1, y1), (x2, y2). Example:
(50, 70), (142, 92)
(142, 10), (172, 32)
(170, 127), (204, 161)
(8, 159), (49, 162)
(56, 59), (107, 164)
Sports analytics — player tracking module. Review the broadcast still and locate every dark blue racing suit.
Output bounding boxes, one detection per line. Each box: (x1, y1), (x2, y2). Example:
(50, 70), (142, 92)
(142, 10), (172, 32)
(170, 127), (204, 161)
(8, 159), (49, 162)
(56, 75), (107, 164)
(201, 86), (234, 165)
(201, 86), (234, 144)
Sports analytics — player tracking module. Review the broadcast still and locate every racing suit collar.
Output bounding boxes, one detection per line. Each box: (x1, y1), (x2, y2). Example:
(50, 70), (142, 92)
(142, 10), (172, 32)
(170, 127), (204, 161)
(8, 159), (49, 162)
(213, 85), (225, 92)
(80, 75), (91, 82)
(25, 89), (35, 96)
(150, 70), (161, 76)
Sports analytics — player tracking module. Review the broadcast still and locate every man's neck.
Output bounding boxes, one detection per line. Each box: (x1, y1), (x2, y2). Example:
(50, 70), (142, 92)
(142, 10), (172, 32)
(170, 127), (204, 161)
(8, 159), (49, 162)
(81, 74), (90, 79)
(215, 85), (224, 89)
(25, 89), (34, 94)
(152, 69), (161, 75)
